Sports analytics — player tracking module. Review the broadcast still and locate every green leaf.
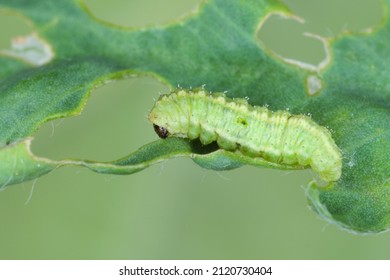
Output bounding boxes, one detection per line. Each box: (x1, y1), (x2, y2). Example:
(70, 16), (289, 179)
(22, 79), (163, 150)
(0, 139), (55, 187)
(0, 0), (389, 233)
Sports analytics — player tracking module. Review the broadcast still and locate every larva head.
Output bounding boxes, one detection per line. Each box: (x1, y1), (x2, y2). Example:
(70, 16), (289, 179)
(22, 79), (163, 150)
(148, 93), (188, 139)
(149, 99), (171, 138)
(153, 124), (169, 139)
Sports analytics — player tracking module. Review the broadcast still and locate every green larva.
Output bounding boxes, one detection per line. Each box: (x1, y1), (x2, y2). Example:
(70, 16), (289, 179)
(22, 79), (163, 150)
(149, 89), (342, 182)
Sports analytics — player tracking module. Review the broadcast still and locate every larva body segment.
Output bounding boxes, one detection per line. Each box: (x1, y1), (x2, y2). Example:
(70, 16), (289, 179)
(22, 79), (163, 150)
(149, 90), (342, 182)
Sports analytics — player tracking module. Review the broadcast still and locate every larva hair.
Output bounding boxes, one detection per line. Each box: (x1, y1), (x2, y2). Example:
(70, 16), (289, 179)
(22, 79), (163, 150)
(149, 90), (342, 182)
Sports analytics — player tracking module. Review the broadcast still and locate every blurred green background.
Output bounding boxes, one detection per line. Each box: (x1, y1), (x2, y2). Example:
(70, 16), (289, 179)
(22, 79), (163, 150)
(0, 0), (389, 259)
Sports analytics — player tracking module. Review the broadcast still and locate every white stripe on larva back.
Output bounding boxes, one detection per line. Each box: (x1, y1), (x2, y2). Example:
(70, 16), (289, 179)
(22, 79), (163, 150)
(149, 90), (342, 182)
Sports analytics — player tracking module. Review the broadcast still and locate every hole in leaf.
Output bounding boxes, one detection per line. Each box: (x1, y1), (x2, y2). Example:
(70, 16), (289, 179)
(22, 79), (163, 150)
(258, 14), (326, 66)
(0, 14), (32, 49)
(257, 0), (383, 67)
(83, 0), (203, 27)
(282, 0), (383, 35)
(31, 77), (169, 161)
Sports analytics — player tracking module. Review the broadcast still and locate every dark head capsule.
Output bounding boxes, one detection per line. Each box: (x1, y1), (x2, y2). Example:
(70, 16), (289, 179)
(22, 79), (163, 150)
(153, 124), (169, 139)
